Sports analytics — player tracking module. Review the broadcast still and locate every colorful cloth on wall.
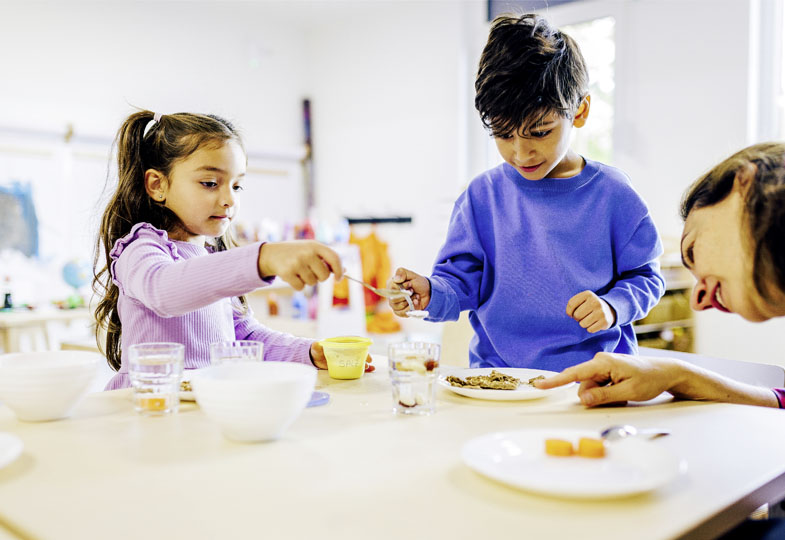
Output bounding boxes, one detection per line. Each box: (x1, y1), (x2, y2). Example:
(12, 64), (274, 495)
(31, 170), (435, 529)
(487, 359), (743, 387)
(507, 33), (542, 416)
(0, 181), (39, 257)
(332, 229), (401, 333)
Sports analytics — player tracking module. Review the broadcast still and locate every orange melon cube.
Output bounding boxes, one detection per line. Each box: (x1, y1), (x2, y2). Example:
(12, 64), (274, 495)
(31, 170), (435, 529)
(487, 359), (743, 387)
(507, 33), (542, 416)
(577, 437), (606, 458)
(545, 438), (574, 457)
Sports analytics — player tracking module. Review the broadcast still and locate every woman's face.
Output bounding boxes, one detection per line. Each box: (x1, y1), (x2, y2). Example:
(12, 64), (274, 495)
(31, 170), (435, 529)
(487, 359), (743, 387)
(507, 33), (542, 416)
(680, 186), (785, 322)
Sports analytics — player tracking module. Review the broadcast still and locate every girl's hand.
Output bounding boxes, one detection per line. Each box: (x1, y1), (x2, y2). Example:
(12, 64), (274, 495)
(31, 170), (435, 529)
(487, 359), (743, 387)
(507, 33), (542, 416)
(309, 342), (375, 372)
(566, 290), (616, 333)
(258, 241), (343, 290)
(389, 267), (431, 316)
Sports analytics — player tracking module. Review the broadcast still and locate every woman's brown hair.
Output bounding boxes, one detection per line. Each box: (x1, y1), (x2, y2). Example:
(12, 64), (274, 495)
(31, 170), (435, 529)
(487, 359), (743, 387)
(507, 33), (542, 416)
(680, 142), (785, 303)
(93, 110), (245, 371)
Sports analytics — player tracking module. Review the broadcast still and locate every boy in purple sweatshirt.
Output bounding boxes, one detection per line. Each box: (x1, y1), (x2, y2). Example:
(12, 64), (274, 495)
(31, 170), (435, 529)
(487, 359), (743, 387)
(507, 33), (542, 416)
(390, 14), (665, 371)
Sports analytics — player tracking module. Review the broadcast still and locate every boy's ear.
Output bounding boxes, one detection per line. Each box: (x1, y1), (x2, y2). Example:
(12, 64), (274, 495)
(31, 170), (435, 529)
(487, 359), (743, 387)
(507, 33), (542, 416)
(572, 95), (591, 128)
(144, 169), (167, 202)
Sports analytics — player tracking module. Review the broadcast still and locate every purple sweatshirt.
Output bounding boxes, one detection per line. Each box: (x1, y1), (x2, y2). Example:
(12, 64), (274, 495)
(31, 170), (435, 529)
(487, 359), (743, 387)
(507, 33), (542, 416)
(426, 159), (665, 371)
(104, 223), (313, 389)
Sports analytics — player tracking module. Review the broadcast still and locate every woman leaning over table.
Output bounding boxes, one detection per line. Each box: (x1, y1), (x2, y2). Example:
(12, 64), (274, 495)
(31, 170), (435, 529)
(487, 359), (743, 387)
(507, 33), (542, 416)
(536, 142), (785, 540)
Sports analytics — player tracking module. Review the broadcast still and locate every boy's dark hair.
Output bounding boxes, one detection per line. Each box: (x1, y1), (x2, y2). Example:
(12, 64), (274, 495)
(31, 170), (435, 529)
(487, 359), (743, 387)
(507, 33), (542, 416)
(680, 142), (785, 303)
(475, 13), (589, 137)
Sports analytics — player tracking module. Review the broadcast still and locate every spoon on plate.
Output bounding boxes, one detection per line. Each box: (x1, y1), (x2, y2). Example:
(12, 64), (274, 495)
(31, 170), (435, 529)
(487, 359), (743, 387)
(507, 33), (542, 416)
(600, 424), (670, 441)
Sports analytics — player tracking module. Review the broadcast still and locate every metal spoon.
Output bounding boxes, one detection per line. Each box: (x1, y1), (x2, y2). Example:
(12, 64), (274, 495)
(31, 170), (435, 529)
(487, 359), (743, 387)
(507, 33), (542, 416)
(600, 424), (670, 441)
(343, 274), (412, 301)
(343, 273), (423, 315)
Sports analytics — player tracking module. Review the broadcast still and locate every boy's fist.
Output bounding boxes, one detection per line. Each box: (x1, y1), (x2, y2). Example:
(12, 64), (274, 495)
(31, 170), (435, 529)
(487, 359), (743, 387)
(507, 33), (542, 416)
(566, 291), (616, 333)
(389, 267), (431, 317)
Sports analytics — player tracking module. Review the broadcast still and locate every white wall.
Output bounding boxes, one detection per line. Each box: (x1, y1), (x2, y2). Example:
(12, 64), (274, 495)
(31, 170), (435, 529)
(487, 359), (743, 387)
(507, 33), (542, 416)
(305, 1), (487, 277)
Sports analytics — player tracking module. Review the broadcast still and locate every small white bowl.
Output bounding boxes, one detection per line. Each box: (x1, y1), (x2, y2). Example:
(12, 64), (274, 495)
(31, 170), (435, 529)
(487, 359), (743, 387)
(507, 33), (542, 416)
(191, 361), (316, 442)
(0, 351), (101, 421)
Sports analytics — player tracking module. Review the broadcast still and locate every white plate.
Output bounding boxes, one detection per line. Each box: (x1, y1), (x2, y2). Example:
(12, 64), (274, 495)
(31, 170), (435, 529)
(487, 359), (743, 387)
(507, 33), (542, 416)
(0, 432), (23, 469)
(438, 368), (574, 401)
(462, 428), (686, 499)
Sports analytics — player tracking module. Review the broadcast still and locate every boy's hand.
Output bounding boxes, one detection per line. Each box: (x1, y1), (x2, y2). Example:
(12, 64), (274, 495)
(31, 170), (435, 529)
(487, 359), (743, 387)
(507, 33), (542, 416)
(566, 290), (616, 333)
(388, 267), (431, 316)
(257, 241), (343, 290)
(309, 342), (375, 372)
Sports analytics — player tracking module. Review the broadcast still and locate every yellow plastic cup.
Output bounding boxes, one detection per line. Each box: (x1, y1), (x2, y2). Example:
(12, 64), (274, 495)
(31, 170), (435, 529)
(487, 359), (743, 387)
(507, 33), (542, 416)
(319, 336), (373, 380)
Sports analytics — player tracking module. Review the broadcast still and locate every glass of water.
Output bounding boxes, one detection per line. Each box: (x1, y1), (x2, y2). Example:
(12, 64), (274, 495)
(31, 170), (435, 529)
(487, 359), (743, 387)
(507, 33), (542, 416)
(129, 342), (184, 416)
(388, 342), (440, 416)
(210, 340), (263, 365)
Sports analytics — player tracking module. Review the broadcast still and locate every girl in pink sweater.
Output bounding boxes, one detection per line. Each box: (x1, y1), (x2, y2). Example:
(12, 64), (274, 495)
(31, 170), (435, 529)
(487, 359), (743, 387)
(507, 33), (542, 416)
(93, 110), (371, 389)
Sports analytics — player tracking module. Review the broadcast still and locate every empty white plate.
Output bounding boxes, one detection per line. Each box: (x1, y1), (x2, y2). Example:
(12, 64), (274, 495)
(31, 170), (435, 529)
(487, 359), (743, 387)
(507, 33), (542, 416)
(462, 428), (686, 499)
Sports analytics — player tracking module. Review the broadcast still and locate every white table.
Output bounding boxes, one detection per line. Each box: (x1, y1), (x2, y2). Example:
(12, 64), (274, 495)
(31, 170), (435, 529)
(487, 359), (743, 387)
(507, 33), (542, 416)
(0, 309), (91, 353)
(0, 363), (784, 540)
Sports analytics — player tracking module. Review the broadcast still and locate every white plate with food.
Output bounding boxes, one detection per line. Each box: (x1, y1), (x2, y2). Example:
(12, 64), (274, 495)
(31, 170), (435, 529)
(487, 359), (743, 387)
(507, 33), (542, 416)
(462, 428), (686, 499)
(0, 432), (23, 469)
(438, 367), (574, 401)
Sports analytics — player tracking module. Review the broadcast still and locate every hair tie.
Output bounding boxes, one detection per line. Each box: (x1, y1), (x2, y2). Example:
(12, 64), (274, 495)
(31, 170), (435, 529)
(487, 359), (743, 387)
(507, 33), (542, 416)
(143, 112), (164, 138)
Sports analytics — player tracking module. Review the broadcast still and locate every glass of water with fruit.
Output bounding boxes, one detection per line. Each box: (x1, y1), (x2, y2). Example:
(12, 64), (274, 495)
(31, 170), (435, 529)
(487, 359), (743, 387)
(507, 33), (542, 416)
(388, 342), (440, 415)
(129, 342), (184, 416)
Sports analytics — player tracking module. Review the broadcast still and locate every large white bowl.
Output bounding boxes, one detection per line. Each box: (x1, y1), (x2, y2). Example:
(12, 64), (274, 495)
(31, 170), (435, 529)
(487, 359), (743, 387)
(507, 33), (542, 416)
(191, 361), (316, 442)
(0, 351), (101, 421)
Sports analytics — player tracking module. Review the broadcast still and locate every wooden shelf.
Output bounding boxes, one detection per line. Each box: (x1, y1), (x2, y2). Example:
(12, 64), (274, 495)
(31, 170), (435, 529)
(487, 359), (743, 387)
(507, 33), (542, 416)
(634, 319), (694, 335)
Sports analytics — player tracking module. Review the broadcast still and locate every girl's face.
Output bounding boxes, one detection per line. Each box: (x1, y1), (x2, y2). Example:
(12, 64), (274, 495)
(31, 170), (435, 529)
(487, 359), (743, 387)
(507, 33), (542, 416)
(493, 99), (589, 181)
(680, 184), (785, 322)
(149, 140), (246, 245)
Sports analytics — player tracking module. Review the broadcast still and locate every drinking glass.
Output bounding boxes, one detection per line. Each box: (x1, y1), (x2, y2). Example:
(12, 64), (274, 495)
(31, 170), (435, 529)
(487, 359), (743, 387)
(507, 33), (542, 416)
(388, 342), (440, 415)
(209, 340), (263, 365)
(129, 342), (184, 415)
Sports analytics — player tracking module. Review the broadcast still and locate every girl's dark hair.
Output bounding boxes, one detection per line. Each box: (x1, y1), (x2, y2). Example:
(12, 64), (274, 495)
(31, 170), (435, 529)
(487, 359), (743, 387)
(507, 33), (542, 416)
(93, 110), (245, 371)
(680, 142), (785, 302)
(475, 13), (589, 137)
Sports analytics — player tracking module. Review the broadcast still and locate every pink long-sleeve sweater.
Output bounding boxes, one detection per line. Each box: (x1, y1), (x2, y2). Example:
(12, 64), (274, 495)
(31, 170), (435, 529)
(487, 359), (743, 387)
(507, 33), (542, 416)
(104, 222), (313, 389)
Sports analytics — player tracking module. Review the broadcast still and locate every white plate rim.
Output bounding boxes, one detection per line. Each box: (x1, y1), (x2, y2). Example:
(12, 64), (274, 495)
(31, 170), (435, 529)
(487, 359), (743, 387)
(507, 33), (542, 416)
(462, 428), (686, 499)
(438, 367), (574, 401)
(0, 432), (23, 469)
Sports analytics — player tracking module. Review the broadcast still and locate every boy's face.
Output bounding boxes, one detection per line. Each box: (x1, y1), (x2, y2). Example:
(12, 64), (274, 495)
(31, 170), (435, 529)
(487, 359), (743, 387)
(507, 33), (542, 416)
(494, 98), (589, 181)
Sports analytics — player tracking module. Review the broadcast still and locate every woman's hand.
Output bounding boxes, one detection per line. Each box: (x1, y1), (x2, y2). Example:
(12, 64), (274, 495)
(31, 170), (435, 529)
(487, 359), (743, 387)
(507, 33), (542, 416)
(389, 267), (431, 316)
(534, 352), (683, 406)
(258, 241), (343, 290)
(566, 291), (616, 333)
(309, 342), (375, 372)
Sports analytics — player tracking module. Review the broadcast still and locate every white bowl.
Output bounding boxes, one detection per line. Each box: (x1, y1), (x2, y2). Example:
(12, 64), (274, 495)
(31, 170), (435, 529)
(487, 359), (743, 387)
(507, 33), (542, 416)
(0, 351), (101, 421)
(191, 361), (316, 442)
